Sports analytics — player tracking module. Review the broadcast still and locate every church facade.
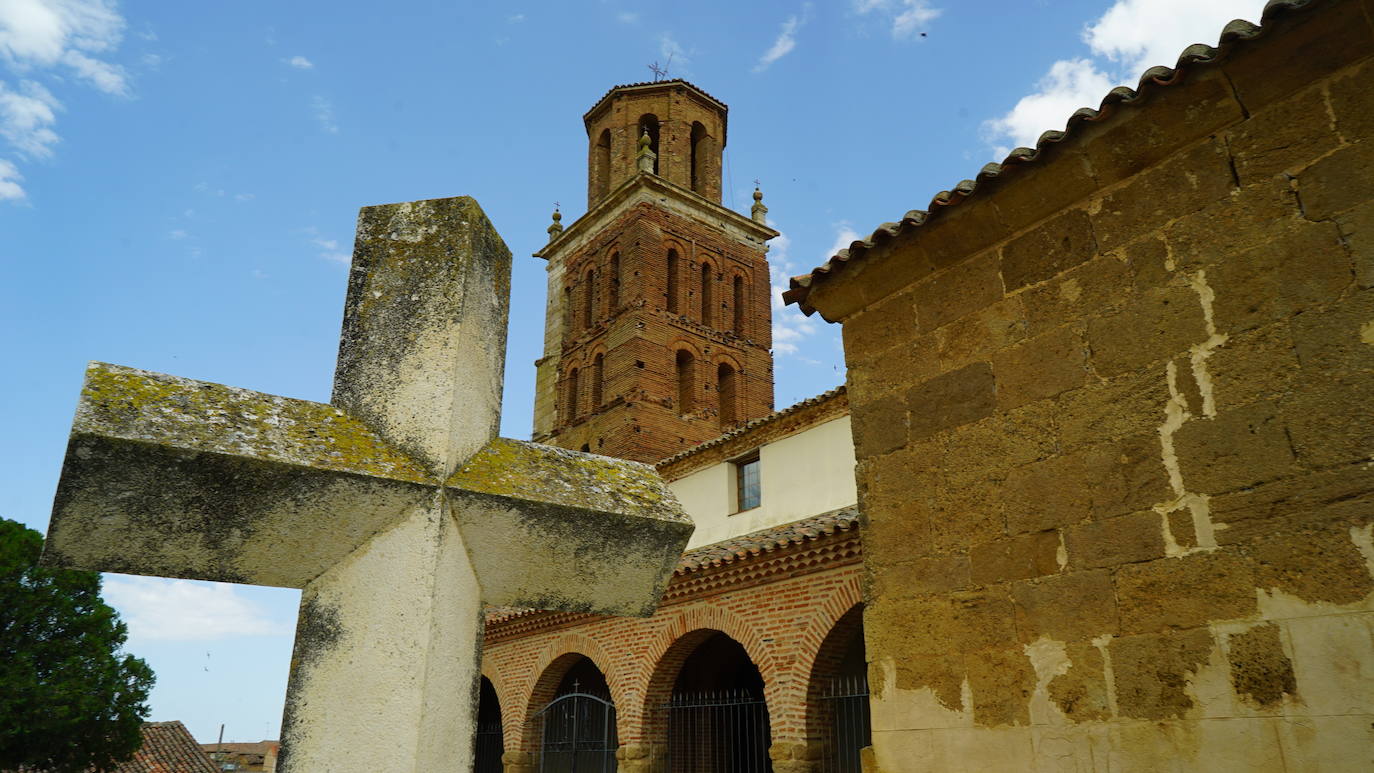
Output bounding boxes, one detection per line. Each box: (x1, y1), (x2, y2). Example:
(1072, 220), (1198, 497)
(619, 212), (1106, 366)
(481, 80), (867, 773)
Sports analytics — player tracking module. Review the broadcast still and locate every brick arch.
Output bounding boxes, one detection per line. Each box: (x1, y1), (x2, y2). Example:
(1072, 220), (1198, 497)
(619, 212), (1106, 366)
(514, 633), (625, 753)
(631, 605), (780, 747)
(480, 660), (514, 743)
(794, 577), (866, 742)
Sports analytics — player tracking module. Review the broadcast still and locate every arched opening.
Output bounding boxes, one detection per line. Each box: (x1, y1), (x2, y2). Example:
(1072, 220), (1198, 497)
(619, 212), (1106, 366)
(474, 676), (504, 773)
(732, 274), (746, 336)
(666, 249), (680, 314)
(591, 353), (604, 411)
(675, 350), (694, 415)
(583, 267), (597, 329)
(534, 656), (618, 773)
(699, 262), (713, 327)
(609, 251), (621, 310)
(690, 122), (708, 194)
(806, 605), (870, 773)
(639, 114), (661, 175)
(593, 128), (612, 201)
(566, 368), (580, 422)
(717, 363), (737, 429)
(666, 632), (771, 772)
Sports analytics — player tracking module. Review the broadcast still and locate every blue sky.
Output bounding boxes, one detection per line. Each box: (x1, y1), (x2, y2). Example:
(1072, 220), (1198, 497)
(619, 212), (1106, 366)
(2, 0), (1267, 744)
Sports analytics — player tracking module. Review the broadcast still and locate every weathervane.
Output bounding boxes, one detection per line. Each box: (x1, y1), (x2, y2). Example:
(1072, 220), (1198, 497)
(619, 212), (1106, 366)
(647, 54), (673, 81)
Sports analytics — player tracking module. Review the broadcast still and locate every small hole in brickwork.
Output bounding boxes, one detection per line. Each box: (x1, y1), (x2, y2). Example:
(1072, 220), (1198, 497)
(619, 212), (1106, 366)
(635, 360), (645, 368)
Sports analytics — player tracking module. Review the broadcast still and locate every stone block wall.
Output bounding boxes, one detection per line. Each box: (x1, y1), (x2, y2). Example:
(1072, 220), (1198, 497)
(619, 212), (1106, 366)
(799, 1), (1374, 769)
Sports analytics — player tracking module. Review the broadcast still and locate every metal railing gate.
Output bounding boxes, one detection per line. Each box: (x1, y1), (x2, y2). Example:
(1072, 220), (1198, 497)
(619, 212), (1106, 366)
(818, 675), (871, 773)
(664, 690), (771, 773)
(533, 691), (618, 773)
(474, 716), (504, 773)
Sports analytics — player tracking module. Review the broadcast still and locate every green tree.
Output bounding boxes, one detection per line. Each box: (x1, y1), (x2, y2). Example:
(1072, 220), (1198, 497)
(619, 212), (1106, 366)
(0, 518), (155, 773)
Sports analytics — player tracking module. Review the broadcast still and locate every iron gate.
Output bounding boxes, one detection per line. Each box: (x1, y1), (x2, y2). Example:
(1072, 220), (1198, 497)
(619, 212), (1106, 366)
(818, 675), (871, 773)
(474, 717), (504, 773)
(533, 691), (618, 773)
(664, 690), (771, 773)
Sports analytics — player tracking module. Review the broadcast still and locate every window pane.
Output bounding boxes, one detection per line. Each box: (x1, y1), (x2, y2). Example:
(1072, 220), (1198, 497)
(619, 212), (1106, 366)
(737, 457), (760, 511)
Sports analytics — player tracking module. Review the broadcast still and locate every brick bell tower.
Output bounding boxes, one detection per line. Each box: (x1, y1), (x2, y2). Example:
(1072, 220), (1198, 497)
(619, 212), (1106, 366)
(531, 79), (778, 463)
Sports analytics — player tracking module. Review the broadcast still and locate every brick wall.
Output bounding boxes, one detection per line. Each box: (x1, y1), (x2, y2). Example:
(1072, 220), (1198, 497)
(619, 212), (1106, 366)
(545, 200), (774, 462)
(484, 554), (862, 773)
(796, 1), (1374, 769)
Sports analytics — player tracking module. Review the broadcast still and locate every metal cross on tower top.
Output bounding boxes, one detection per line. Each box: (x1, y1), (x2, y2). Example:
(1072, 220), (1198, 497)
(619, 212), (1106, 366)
(647, 55), (672, 81)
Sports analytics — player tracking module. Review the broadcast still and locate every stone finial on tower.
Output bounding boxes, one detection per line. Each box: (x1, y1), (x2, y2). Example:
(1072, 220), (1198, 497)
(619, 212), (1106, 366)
(751, 186), (768, 224)
(547, 207), (564, 240)
(636, 130), (657, 174)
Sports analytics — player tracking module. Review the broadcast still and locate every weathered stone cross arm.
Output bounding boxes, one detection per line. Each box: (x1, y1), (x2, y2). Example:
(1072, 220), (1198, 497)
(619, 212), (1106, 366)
(40, 195), (693, 772)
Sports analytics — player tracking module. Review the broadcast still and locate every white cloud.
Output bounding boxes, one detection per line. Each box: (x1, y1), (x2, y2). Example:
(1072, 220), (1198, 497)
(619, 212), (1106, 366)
(0, 158), (24, 200)
(982, 0), (1265, 157)
(1085, 0), (1264, 75)
(982, 58), (1114, 153)
(167, 228), (187, 239)
(311, 95), (337, 133)
(766, 222), (853, 357)
(617, 11), (639, 24)
(311, 234), (350, 264)
(0, 79), (60, 158)
(0, 0), (128, 92)
(658, 33), (689, 73)
(103, 575), (291, 642)
(754, 7), (808, 73)
(854, 0), (941, 40)
(507, 13), (525, 23)
(234, 192), (254, 201)
(286, 54), (313, 69)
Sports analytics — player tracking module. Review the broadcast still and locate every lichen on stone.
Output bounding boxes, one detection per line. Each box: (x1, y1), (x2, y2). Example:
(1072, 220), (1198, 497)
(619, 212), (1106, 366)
(79, 362), (428, 483)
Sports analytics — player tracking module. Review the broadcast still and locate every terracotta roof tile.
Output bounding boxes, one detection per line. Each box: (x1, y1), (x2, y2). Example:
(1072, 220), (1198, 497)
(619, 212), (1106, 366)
(784, 0), (1324, 313)
(485, 505), (860, 624)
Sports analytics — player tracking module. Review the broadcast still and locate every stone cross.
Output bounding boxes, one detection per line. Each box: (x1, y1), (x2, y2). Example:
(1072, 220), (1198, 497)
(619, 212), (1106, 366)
(41, 197), (693, 772)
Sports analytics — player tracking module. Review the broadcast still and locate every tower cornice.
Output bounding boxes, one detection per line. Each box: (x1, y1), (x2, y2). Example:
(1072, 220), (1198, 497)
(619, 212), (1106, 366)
(535, 171), (778, 262)
(582, 79), (728, 146)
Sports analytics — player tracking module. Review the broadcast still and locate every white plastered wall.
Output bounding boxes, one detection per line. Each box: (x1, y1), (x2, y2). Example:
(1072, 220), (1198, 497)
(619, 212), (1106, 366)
(670, 415), (857, 549)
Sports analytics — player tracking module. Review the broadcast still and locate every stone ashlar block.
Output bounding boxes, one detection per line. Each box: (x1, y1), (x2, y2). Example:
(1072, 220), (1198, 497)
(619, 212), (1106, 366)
(1011, 569), (1118, 643)
(941, 402), (1059, 477)
(966, 648), (1035, 728)
(906, 362), (997, 443)
(1329, 56), (1374, 143)
(1110, 628), (1216, 720)
(1089, 139), (1236, 252)
(1282, 374), (1374, 470)
(1047, 642), (1111, 722)
(1020, 254), (1134, 338)
(1227, 623), (1297, 710)
(1221, 0), (1374, 115)
(842, 290), (917, 363)
(876, 553), (971, 597)
(1204, 322), (1301, 411)
(993, 324), (1090, 410)
(912, 251), (1005, 332)
(1209, 465), (1374, 546)
(969, 530), (1062, 586)
(934, 297), (1027, 373)
(1333, 198), (1374, 290)
(1173, 400), (1297, 495)
(1065, 509), (1166, 570)
(1003, 433), (1168, 535)
(1000, 208), (1099, 292)
(1164, 179), (1300, 271)
(1289, 287), (1374, 375)
(929, 476), (1007, 553)
(1057, 368), (1171, 448)
(851, 392), (908, 461)
(1207, 221), (1353, 336)
(1078, 68), (1245, 188)
(1115, 552), (1257, 635)
(1298, 141), (1374, 221)
(1250, 524), (1374, 606)
(1226, 84), (1342, 186)
(1087, 285), (1207, 377)
(992, 146), (1099, 230)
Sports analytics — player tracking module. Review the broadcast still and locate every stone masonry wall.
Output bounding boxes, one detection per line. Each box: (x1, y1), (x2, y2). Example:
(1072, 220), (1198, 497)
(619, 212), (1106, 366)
(805, 2), (1374, 769)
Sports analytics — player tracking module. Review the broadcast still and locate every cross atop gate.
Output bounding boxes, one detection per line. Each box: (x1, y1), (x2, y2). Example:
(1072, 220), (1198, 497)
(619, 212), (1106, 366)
(42, 196), (693, 773)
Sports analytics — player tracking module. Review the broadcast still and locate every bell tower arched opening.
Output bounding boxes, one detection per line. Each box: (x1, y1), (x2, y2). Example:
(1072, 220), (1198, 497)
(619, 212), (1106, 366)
(638, 114), (661, 175)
